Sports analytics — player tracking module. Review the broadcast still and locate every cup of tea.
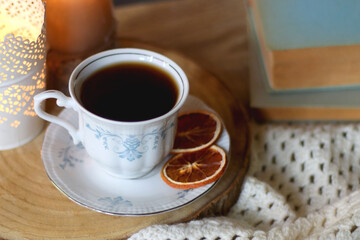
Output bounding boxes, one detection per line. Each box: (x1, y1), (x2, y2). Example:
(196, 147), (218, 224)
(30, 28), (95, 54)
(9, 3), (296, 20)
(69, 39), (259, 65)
(34, 48), (189, 179)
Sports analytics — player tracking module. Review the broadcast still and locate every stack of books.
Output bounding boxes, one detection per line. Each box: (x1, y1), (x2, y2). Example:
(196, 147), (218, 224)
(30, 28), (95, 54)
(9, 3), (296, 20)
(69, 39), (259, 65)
(247, 0), (360, 121)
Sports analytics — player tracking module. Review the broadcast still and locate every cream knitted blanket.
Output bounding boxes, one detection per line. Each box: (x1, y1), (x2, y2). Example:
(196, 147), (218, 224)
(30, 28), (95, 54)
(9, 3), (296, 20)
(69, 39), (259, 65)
(130, 122), (360, 239)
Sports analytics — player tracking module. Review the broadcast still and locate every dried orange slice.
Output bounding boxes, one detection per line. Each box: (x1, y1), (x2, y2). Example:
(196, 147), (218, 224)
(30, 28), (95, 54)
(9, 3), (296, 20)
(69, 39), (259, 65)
(161, 145), (227, 189)
(172, 110), (222, 153)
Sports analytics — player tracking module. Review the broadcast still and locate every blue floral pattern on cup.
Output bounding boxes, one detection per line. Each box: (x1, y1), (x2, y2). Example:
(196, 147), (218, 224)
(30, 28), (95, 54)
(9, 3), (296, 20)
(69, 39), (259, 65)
(86, 122), (175, 162)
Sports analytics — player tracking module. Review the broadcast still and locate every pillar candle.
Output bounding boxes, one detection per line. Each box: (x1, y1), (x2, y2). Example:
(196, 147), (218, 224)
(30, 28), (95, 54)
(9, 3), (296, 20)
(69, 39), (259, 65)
(46, 0), (116, 54)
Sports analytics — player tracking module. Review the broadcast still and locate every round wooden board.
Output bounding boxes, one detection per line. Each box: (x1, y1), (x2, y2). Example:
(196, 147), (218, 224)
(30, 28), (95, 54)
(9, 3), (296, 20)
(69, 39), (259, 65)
(0, 40), (250, 240)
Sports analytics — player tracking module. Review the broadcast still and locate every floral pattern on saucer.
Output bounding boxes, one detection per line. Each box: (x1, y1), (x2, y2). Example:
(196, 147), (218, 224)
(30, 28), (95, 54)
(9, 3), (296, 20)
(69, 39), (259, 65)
(41, 95), (230, 216)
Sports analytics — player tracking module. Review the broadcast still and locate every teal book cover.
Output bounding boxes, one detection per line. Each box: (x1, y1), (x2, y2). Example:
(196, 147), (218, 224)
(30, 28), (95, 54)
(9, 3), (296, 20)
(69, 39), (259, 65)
(247, 9), (360, 109)
(247, 1), (360, 93)
(256, 0), (360, 50)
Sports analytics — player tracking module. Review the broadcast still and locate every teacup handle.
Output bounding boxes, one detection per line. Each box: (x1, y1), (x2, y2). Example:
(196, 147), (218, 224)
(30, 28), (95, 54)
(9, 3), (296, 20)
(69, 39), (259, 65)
(34, 90), (81, 144)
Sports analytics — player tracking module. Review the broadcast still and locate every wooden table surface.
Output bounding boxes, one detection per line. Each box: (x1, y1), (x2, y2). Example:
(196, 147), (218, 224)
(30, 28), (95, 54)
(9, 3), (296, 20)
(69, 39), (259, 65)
(0, 0), (251, 239)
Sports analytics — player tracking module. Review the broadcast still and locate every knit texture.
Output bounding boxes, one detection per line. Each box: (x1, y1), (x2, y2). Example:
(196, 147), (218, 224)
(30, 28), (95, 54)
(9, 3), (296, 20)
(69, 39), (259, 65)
(129, 122), (360, 240)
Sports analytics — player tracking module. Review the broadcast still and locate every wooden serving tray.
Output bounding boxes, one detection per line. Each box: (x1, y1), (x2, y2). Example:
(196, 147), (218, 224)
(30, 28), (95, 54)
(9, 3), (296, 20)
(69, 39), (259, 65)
(0, 41), (250, 239)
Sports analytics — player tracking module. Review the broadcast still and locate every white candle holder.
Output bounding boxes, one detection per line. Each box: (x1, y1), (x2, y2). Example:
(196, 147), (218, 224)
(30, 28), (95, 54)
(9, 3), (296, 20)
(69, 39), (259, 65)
(0, 0), (46, 150)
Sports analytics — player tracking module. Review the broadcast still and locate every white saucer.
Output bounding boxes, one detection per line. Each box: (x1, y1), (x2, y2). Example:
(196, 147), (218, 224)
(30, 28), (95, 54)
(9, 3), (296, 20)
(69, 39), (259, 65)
(41, 95), (230, 216)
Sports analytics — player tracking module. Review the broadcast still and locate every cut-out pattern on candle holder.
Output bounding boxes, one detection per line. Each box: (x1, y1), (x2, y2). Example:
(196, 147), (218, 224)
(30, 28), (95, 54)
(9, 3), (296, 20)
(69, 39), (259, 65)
(0, 0), (46, 150)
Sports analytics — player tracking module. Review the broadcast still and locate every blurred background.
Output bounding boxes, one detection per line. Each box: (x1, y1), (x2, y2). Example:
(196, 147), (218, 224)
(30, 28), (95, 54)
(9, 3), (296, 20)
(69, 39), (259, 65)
(113, 0), (165, 6)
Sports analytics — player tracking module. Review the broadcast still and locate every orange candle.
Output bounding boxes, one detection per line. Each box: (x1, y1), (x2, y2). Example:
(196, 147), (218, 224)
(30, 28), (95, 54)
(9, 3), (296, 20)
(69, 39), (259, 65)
(46, 0), (116, 54)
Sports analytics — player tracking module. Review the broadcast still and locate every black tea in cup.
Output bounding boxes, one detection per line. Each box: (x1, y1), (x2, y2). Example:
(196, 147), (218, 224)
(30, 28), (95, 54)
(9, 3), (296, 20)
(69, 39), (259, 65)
(80, 62), (179, 122)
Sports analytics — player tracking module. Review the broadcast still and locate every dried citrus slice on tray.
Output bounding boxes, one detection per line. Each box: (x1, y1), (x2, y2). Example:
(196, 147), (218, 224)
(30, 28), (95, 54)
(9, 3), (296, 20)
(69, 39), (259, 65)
(161, 145), (227, 189)
(171, 110), (222, 153)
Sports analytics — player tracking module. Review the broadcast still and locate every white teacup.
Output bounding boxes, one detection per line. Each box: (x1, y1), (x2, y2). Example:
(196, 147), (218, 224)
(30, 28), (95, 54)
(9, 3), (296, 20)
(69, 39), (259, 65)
(34, 48), (189, 179)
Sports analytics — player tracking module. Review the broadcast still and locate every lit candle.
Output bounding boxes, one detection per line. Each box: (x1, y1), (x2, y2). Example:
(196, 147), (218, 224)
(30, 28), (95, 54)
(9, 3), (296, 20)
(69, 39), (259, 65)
(46, 0), (116, 54)
(0, 0), (46, 149)
(0, 0), (44, 42)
